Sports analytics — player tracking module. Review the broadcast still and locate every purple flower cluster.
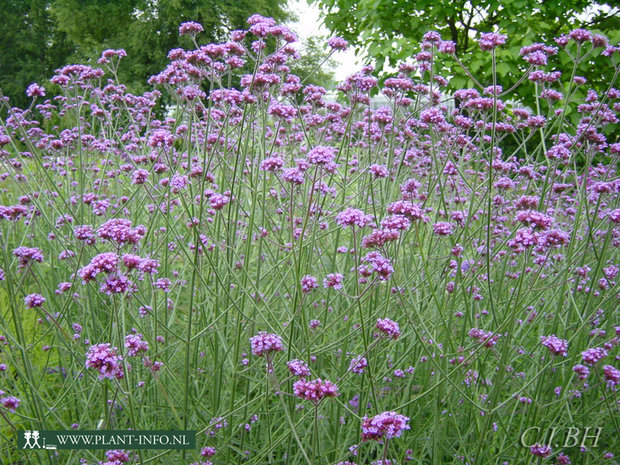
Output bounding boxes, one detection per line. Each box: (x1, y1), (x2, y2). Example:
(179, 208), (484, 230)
(179, 21), (204, 36)
(307, 146), (337, 165)
(24, 293), (45, 308)
(468, 328), (500, 348)
(361, 411), (410, 441)
(287, 359), (311, 378)
(97, 218), (146, 245)
(376, 318), (400, 339)
(250, 332), (284, 357)
(293, 378), (339, 403)
(327, 37), (348, 51)
(573, 364), (590, 380)
(530, 444), (552, 458)
(0, 395), (21, 412)
(125, 333), (149, 356)
(323, 273), (344, 289)
(78, 252), (119, 282)
(301, 275), (318, 293)
(12, 247), (44, 268)
(85, 343), (124, 380)
(336, 208), (373, 228)
(540, 335), (568, 356)
(603, 365), (620, 386)
(581, 347), (608, 365)
(349, 355), (368, 374)
(478, 32), (507, 51)
(359, 252), (394, 281)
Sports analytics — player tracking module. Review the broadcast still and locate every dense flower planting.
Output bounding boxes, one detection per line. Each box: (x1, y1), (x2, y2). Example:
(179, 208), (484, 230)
(0, 13), (618, 465)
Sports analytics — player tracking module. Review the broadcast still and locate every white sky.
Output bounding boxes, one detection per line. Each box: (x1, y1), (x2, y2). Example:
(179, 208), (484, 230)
(286, 0), (364, 82)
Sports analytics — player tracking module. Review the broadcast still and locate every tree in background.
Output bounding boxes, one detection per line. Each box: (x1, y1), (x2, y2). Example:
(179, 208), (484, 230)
(0, 0), (74, 109)
(0, 0), (291, 107)
(289, 36), (337, 93)
(311, 0), (619, 108)
(50, 0), (291, 92)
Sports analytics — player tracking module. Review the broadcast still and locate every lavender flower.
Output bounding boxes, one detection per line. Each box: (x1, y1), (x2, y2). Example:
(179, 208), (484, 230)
(361, 411), (410, 441)
(323, 273), (344, 289)
(24, 293), (45, 309)
(85, 343), (124, 380)
(349, 356), (368, 374)
(301, 275), (318, 293)
(0, 396), (20, 412)
(581, 347), (608, 365)
(293, 378), (339, 403)
(179, 21), (204, 36)
(540, 335), (568, 356)
(327, 37), (348, 51)
(250, 332), (284, 357)
(336, 208), (372, 228)
(376, 318), (400, 339)
(287, 359), (311, 378)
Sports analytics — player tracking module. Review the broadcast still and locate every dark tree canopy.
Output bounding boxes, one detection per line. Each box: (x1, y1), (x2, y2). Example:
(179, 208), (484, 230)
(311, 0), (620, 106)
(0, 0), (73, 108)
(0, 0), (291, 107)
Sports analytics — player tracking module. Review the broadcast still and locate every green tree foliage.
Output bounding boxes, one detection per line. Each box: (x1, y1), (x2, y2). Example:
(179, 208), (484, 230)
(289, 36), (337, 92)
(311, 0), (620, 106)
(51, 0), (291, 92)
(0, 0), (73, 109)
(0, 0), (291, 107)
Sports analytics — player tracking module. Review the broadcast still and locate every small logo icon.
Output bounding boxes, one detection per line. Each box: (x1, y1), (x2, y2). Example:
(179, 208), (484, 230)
(22, 430), (41, 449)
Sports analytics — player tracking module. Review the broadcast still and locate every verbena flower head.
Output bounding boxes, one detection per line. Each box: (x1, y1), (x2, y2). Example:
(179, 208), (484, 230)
(12, 247), (44, 268)
(360, 252), (394, 281)
(106, 450), (130, 462)
(0, 395), (20, 412)
(179, 21), (204, 36)
(99, 274), (136, 295)
(125, 333), (149, 356)
(603, 365), (620, 387)
(530, 444), (552, 457)
(328, 37), (348, 51)
(26, 83), (45, 97)
(479, 32), (507, 51)
(287, 359), (311, 378)
(250, 332), (284, 357)
(336, 208), (373, 228)
(349, 355), (368, 374)
(386, 201), (425, 221)
(78, 252), (119, 282)
(98, 49), (127, 64)
(581, 347), (608, 365)
(361, 411), (410, 441)
(293, 378), (339, 403)
(323, 273), (344, 289)
(433, 222), (453, 236)
(573, 364), (590, 380)
(540, 335), (568, 356)
(97, 218), (146, 245)
(85, 343), (124, 380)
(376, 318), (400, 339)
(24, 293), (45, 308)
(301, 275), (318, 293)
(468, 328), (500, 348)
(307, 145), (337, 165)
